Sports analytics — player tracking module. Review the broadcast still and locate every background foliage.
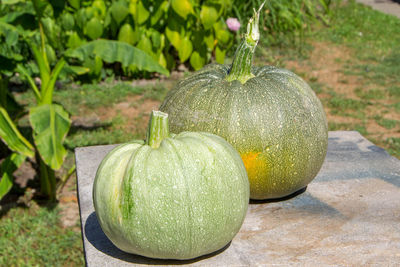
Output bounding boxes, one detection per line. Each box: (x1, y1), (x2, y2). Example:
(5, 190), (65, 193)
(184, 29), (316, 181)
(1, 0), (332, 80)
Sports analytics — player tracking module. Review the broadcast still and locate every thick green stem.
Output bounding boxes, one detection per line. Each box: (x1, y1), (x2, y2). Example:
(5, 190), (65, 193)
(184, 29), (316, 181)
(146, 110), (170, 149)
(226, 2), (265, 84)
(38, 155), (56, 201)
(0, 75), (8, 107)
(38, 22), (50, 75)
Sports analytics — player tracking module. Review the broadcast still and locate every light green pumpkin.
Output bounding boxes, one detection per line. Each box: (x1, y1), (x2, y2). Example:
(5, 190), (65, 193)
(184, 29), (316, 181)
(93, 111), (249, 260)
(160, 5), (328, 200)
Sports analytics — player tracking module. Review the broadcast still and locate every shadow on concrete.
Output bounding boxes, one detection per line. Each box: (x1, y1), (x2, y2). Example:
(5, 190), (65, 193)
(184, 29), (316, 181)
(84, 212), (230, 265)
(250, 186), (307, 204)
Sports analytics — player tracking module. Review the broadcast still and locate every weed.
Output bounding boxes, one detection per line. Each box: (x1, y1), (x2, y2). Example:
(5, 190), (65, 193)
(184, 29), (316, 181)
(142, 85), (168, 101)
(56, 82), (144, 112)
(329, 122), (368, 136)
(328, 122), (353, 131)
(388, 86), (400, 97)
(354, 124), (368, 136)
(355, 88), (385, 100)
(374, 116), (398, 130)
(385, 137), (400, 158)
(65, 127), (138, 150)
(319, 0), (400, 55)
(391, 102), (400, 112)
(309, 81), (325, 94)
(327, 92), (367, 113)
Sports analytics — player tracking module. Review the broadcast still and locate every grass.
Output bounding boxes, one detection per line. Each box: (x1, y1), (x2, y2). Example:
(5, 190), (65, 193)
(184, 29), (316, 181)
(65, 115), (143, 149)
(374, 116), (398, 130)
(16, 82), (168, 116)
(354, 88), (385, 100)
(385, 137), (400, 158)
(308, 0), (400, 151)
(325, 91), (368, 119)
(329, 122), (368, 136)
(0, 204), (84, 266)
(388, 86), (400, 97)
(318, 1), (400, 56)
(66, 127), (138, 149)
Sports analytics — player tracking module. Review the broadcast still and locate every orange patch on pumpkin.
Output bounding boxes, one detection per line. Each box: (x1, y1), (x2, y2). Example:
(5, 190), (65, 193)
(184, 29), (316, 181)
(241, 151), (262, 171)
(241, 151), (269, 198)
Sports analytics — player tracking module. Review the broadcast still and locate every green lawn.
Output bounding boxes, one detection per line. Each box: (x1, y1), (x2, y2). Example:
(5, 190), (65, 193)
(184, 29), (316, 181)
(0, 204), (84, 266)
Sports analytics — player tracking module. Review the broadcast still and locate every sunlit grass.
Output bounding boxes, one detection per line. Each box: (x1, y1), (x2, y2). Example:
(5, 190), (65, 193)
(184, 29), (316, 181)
(0, 204), (84, 266)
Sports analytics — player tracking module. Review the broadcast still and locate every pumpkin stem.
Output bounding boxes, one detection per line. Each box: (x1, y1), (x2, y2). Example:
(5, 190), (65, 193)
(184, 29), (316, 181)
(146, 110), (170, 149)
(225, 1), (265, 84)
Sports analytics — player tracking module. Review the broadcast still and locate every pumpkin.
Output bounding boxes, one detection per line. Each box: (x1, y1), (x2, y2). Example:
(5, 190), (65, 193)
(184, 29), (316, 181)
(159, 5), (328, 200)
(93, 111), (249, 260)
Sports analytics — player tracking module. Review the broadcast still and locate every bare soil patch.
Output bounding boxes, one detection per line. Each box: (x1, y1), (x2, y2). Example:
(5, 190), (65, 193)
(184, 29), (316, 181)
(286, 41), (358, 97)
(59, 176), (80, 230)
(285, 41), (400, 139)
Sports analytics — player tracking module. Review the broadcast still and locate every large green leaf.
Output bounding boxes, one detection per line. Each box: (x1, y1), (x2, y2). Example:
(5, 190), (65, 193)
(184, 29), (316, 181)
(66, 40), (169, 76)
(2, 0), (28, 5)
(178, 37), (193, 63)
(85, 17), (103, 40)
(0, 107), (34, 158)
(165, 18), (184, 49)
(29, 104), (71, 170)
(0, 153), (26, 200)
(171, 0), (193, 20)
(165, 26), (181, 49)
(67, 32), (85, 49)
(61, 12), (75, 31)
(63, 64), (90, 75)
(110, 0), (129, 25)
(150, 1), (168, 26)
(200, 5), (219, 30)
(41, 17), (59, 48)
(31, 0), (52, 19)
(0, 7), (35, 23)
(190, 51), (205, 70)
(68, 0), (80, 10)
(118, 23), (139, 45)
(215, 45), (226, 64)
(0, 78), (22, 119)
(0, 21), (19, 46)
(129, 0), (150, 25)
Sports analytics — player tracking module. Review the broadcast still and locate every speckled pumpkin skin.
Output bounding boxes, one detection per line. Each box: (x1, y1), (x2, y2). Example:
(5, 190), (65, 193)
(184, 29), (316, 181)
(93, 132), (249, 260)
(160, 64), (328, 199)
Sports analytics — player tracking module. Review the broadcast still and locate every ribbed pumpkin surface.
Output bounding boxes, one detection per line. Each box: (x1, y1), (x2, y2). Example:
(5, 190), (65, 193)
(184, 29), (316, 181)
(160, 64), (328, 199)
(93, 131), (249, 259)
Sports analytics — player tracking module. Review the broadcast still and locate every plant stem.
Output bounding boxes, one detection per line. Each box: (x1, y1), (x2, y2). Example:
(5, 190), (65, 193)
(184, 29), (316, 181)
(225, 2), (265, 84)
(38, 155), (56, 201)
(56, 165), (76, 197)
(146, 110), (170, 149)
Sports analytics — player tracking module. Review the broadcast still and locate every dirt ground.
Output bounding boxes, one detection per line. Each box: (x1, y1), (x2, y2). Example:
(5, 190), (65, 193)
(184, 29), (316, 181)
(286, 41), (400, 140)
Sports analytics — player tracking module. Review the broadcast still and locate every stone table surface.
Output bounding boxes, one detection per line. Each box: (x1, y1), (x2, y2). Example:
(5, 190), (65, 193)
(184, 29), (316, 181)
(75, 131), (400, 266)
(356, 0), (400, 19)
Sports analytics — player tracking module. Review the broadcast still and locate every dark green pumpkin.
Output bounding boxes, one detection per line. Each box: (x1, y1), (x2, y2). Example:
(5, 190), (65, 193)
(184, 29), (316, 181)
(160, 5), (328, 200)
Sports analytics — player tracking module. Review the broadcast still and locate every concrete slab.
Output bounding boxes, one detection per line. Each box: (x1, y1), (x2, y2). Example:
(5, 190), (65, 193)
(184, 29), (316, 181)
(356, 0), (400, 19)
(75, 131), (400, 266)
